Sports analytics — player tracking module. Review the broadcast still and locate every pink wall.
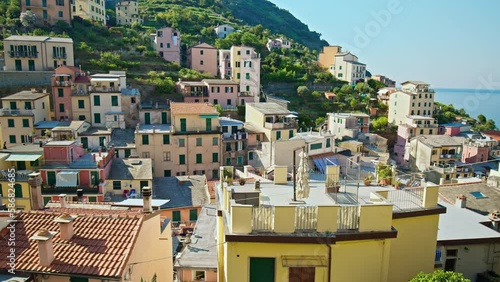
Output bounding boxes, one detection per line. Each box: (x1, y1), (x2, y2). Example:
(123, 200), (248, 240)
(80, 171), (90, 186)
(462, 145), (489, 163)
(442, 126), (461, 136)
(206, 84), (238, 107)
(178, 269), (217, 282)
(44, 143), (86, 164)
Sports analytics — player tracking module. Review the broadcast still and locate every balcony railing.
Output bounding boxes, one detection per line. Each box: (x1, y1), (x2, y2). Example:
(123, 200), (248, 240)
(439, 154), (461, 159)
(238, 91), (254, 97)
(89, 86), (120, 93)
(0, 108), (34, 116)
(173, 126), (222, 135)
(53, 53), (67, 59)
(8, 51), (38, 58)
(264, 120), (298, 129)
(223, 132), (248, 141)
(72, 89), (88, 96)
(387, 187), (424, 211)
(0, 170), (34, 181)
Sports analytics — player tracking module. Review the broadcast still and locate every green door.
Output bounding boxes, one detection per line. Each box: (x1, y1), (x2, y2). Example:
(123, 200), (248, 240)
(17, 161), (26, 170)
(10, 101), (17, 109)
(250, 258), (275, 282)
(180, 118), (186, 132)
(206, 118), (212, 131)
(81, 137), (88, 149)
(124, 149), (131, 158)
(161, 112), (167, 124)
(15, 60), (22, 71)
(172, 210), (181, 222)
(189, 209), (198, 221)
(91, 171), (99, 185)
(47, 171), (56, 186)
(145, 112), (151, 124)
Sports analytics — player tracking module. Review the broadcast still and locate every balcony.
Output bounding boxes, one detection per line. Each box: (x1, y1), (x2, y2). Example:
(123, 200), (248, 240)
(238, 91), (254, 97)
(54, 80), (72, 87)
(186, 91), (208, 97)
(89, 86), (120, 93)
(264, 120), (298, 129)
(439, 154), (461, 159)
(173, 126), (222, 135)
(0, 108), (34, 116)
(8, 51), (38, 58)
(0, 170), (34, 181)
(53, 53), (67, 59)
(223, 132), (248, 141)
(72, 88), (88, 96)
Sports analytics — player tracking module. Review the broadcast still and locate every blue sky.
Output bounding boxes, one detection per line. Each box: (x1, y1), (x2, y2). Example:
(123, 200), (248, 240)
(269, 0), (500, 89)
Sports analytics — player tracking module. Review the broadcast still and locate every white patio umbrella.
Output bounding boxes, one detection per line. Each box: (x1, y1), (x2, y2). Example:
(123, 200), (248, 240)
(295, 151), (310, 199)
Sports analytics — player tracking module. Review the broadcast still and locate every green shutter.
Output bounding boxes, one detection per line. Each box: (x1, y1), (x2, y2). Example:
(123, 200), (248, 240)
(163, 134), (170, 144)
(250, 258), (275, 282)
(144, 112), (151, 124)
(9, 135), (16, 143)
(310, 143), (323, 150)
(91, 171), (99, 185)
(180, 118), (186, 132)
(142, 135), (149, 145)
(164, 170), (171, 177)
(94, 113), (101, 123)
(196, 138), (202, 146)
(172, 210), (181, 222)
(24, 101), (32, 109)
(93, 95), (100, 106)
(213, 137), (218, 145)
(81, 137), (88, 149)
(78, 100), (85, 108)
(179, 155), (185, 165)
(189, 209), (198, 221)
(196, 154), (202, 164)
(289, 130), (294, 138)
(7, 119), (14, 127)
(58, 88), (64, 97)
(249, 152), (254, 160)
(326, 138), (331, 148)
(47, 171), (56, 186)
(59, 103), (65, 113)
(276, 131), (281, 140)
(14, 184), (23, 198)
(124, 149), (131, 158)
(111, 96), (118, 106)
(212, 152), (218, 163)
(23, 119), (29, 127)
(206, 118), (212, 131)
(161, 112), (167, 124)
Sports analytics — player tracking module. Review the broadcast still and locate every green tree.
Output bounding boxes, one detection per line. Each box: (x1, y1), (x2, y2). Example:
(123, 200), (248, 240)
(355, 82), (366, 93)
(297, 86), (310, 97)
(477, 114), (487, 124)
(340, 84), (353, 94)
(410, 270), (470, 282)
(371, 117), (388, 132)
(349, 99), (359, 109)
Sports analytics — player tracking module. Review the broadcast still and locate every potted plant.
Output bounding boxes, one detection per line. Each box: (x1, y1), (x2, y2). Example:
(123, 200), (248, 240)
(394, 180), (402, 189)
(364, 175), (373, 186)
(239, 178), (246, 185)
(377, 165), (392, 186)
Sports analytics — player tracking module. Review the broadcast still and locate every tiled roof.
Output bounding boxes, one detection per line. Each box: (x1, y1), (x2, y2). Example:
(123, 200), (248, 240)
(74, 75), (90, 84)
(0, 210), (144, 278)
(170, 102), (218, 116)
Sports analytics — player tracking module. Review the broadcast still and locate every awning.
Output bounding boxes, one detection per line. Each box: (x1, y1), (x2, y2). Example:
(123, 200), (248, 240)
(56, 171), (79, 187)
(6, 154), (42, 161)
(311, 153), (339, 174)
(91, 78), (119, 82)
(200, 114), (219, 119)
(286, 114), (298, 118)
(281, 256), (328, 267)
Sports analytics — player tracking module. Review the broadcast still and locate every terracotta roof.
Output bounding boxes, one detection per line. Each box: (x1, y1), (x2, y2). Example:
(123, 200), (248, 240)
(170, 102), (218, 116)
(74, 75), (91, 84)
(483, 130), (500, 141)
(0, 210), (144, 278)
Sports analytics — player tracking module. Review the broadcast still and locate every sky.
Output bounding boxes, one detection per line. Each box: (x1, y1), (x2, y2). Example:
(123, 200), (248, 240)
(269, 0), (500, 89)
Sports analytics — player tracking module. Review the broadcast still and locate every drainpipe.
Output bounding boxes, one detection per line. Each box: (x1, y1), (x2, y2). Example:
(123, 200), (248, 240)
(327, 243), (332, 282)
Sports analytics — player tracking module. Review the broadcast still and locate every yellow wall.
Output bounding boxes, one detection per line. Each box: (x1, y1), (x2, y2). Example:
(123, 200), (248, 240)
(318, 46), (341, 68)
(127, 213), (173, 282)
(223, 240), (391, 282)
(0, 116), (35, 147)
(387, 215), (440, 282)
(71, 96), (91, 122)
(0, 181), (32, 210)
(103, 179), (152, 195)
(173, 114), (217, 132)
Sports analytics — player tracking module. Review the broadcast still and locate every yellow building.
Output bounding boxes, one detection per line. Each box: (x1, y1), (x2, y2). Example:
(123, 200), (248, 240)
(72, 0), (106, 24)
(104, 158), (152, 197)
(216, 166), (446, 282)
(3, 35), (74, 71)
(135, 102), (222, 179)
(318, 45), (342, 69)
(0, 145), (44, 210)
(245, 102), (298, 142)
(0, 90), (51, 148)
(116, 0), (142, 26)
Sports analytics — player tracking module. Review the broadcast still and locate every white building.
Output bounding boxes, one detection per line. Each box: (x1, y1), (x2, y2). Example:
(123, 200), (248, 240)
(329, 52), (366, 85)
(266, 38), (291, 51)
(214, 24), (235, 38)
(72, 0), (106, 24)
(116, 0), (142, 26)
(326, 112), (370, 140)
(89, 73), (126, 129)
(388, 81), (436, 125)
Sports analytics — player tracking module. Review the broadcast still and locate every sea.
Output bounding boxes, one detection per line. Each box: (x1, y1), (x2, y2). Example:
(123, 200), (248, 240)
(434, 88), (500, 126)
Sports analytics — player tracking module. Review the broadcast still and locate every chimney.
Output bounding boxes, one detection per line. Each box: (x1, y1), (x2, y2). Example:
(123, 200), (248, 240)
(490, 210), (500, 231)
(30, 229), (56, 267)
(59, 194), (67, 208)
(254, 180), (260, 191)
(76, 189), (83, 202)
(273, 165), (287, 185)
(455, 194), (467, 208)
(31, 88), (36, 93)
(28, 172), (44, 210)
(54, 212), (76, 240)
(142, 186), (153, 213)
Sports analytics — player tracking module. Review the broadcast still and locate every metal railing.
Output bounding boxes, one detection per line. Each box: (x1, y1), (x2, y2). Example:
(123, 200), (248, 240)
(8, 51), (38, 58)
(387, 187), (424, 211)
(252, 206), (274, 231)
(89, 86), (120, 93)
(53, 53), (67, 59)
(54, 80), (72, 87)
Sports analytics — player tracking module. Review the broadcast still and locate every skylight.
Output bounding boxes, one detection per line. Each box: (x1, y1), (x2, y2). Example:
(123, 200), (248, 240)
(469, 191), (487, 199)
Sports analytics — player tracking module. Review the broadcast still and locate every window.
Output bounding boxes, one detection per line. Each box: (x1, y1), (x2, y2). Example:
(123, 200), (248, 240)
(113, 181), (121, 190)
(256, 135), (261, 141)
(420, 129), (424, 134)
(196, 154), (202, 164)
(429, 129), (433, 134)
(58, 11), (63, 17)
(246, 50), (250, 55)
(69, 277), (89, 282)
(163, 134), (170, 144)
(14, 184), (22, 198)
(94, 113), (101, 124)
(237, 51), (241, 55)
(276, 131), (281, 140)
(289, 130), (294, 138)
(142, 152), (150, 158)
(43, 10), (47, 19)
(237, 156), (243, 165)
(22, 119), (29, 128)
(212, 152), (218, 162)
(289, 267), (315, 282)
(196, 137), (202, 146)
(179, 154), (186, 165)
(9, 135), (16, 143)
(163, 151), (171, 161)
(160, 43), (163, 48)
(58, 88), (64, 98)
(227, 99), (232, 105)
(237, 73), (241, 79)
(28, 60), (35, 71)
(7, 119), (14, 127)
(212, 137), (218, 145)
(111, 96), (118, 106)
(200, 50), (204, 55)
(142, 135), (149, 145)
(180, 118), (186, 132)
(59, 103), (65, 113)
(179, 138), (185, 147)
(190, 209), (198, 221)
(246, 85), (250, 92)
(249, 152), (254, 160)
(93, 95), (100, 106)
(326, 138), (331, 148)
(24, 101), (31, 110)
(167, 43), (171, 48)
(200, 60), (204, 65)
(310, 143), (322, 150)
(194, 271), (205, 281)
(77, 100), (85, 109)
(164, 170), (171, 177)
(246, 73), (250, 79)
(172, 210), (180, 222)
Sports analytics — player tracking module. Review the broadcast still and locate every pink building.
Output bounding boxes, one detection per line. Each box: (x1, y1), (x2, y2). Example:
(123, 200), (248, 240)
(394, 116), (438, 165)
(177, 79), (250, 108)
(39, 140), (115, 203)
(187, 43), (218, 76)
(154, 27), (181, 64)
(52, 66), (90, 121)
(438, 123), (472, 136)
(462, 142), (490, 163)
